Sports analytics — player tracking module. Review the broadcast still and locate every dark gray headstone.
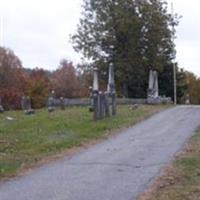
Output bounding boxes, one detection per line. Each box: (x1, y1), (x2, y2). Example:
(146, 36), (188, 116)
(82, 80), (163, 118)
(60, 97), (65, 110)
(108, 63), (116, 116)
(0, 105), (4, 113)
(21, 96), (34, 115)
(47, 96), (55, 112)
(0, 98), (4, 113)
(89, 86), (94, 112)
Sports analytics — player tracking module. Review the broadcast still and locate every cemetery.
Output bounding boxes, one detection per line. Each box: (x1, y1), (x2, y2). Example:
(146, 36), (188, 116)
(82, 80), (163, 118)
(1, 0), (200, 200)
(0, 63), (175, 180)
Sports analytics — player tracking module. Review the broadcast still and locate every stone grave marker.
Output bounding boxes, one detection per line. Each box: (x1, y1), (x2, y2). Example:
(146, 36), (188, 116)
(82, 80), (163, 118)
(0, 98), (4, 113)
(21, 96), (35, 115)
(47, 90), (55, 112)
(60, 97), (65, 110)
(90, 64), (116, 121)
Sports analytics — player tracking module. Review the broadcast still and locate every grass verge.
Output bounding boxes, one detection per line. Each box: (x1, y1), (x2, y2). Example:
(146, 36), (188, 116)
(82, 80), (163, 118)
(137, 127), (200, 200)
(0, 105), (169, 181)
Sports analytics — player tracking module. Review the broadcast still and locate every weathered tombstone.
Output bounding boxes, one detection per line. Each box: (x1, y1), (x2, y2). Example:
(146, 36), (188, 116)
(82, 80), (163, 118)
(147, 70), (159, 98)
(90, 64), (117, 121)
(60, 97), (65, 110)
(147, 70), (160, 104)
(21, 96), (34, 115)
(0, 98), (4, 113)
(92, 68), (99, 120)
(107, 63), (116, 116)
(89, 86), (94, 112)
(47, 90), (55, 112)
(93, 68), (99, 91)
(47, 97), (55, 112)
(0, 105), (4, 113)
(104, 91), (110, 117)
(99, 92), (105, 119)
(147, 70), (172, 104)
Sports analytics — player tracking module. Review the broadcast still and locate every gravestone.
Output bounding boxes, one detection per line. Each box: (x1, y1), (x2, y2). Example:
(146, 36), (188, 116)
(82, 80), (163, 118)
(0, 105), (4, 113)
(0, 98), (4, 113)
(21, 96), (34, 115)
(92, 68), (99, 120)
(147, 70), (172, 104)
(21, 96), (26, 111)
(60, 97), (65, 110)
(47, 90), (56, 112)
(89, 86), (94, 112)
(47, 97), (55, 112)
(90, 64), (117, 121)
(147, 70), (159, 98)
(107, 63), (116, 116)
(104, 91), (110, 117)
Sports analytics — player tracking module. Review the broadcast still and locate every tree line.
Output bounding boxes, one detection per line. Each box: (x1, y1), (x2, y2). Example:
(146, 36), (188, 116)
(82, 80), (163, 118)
(0, 47), (89, 109)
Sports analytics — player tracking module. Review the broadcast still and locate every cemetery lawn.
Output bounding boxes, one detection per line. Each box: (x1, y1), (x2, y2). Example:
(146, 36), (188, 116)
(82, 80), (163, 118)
(0, 105), (169, 180)
(137, 128), (200, 200)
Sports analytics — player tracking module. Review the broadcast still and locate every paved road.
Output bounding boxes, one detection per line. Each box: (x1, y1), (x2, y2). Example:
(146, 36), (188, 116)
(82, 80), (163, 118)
(1, 106), (200, 200)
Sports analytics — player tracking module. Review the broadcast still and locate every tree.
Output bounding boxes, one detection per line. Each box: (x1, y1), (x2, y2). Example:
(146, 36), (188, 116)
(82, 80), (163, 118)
(176, 68), (187, 104)
(51, 60), (84, 98)
(159, 63), (174, 100)
(0, 47), (27, 109)
(26, 68), (50, 108)
(185, 72), (200, 104)
(72, 0), (178, 97)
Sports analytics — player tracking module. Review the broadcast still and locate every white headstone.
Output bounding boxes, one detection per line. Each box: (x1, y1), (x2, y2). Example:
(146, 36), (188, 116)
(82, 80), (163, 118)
(148, 70), (159, 98)
(107, 63), (115, 93)
(93, 68), (99, 91)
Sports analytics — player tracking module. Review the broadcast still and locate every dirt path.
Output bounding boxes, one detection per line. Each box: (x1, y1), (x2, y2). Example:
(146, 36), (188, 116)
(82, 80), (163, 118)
(1, 106), (200, 200)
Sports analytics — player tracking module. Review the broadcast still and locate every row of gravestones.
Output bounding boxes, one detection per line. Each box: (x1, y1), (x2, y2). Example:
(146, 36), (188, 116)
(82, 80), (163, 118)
(21, 95), (66, 115)
(47, 96), (65, 113)
(0, 94), (66, 115)
(0, 69), (175, 116)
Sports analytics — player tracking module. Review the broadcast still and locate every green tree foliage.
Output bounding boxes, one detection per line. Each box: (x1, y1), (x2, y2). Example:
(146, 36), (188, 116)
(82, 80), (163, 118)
(176, 68), (187, 103)
(159, 64), (188, 103)
(72, 0), (178, 97)
(159, 63), (174, 99)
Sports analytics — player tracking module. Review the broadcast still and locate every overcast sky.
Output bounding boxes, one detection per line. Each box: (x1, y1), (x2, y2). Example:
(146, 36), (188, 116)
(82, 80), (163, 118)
(0, 0), (200, 76)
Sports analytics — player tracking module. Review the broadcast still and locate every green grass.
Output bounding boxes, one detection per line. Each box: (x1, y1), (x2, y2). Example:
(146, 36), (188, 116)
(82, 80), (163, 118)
(0, 105), (168, 180)
(138, 128), (200, 200)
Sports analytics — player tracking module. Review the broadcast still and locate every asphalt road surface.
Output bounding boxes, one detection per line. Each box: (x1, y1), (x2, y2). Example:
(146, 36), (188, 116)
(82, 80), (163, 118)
(1, 106), (200, 200)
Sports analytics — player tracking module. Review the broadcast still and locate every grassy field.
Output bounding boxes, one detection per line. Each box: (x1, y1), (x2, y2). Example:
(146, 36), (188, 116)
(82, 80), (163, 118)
(0, 105), (168, 180)
(138, 128), (200, 200)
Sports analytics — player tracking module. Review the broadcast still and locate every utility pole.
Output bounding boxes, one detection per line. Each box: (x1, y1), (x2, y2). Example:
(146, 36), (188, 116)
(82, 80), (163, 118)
(171, 2), (177, 105)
